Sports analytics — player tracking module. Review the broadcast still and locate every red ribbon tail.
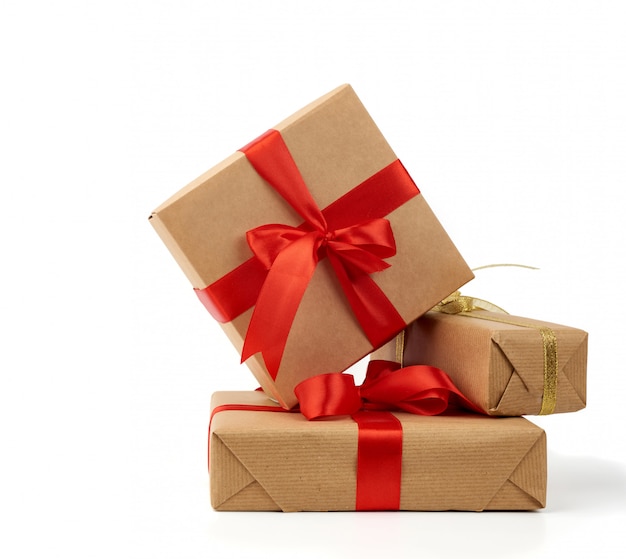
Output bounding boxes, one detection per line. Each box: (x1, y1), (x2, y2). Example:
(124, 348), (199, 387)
(241, 233), (320, 378)
(327, 253), (406, 350)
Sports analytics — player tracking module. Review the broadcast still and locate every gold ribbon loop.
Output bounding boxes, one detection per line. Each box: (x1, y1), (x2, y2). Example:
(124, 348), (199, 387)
(431, 291), (509, 315)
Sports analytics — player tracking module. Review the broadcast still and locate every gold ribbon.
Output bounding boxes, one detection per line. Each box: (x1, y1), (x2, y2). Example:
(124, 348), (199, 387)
(432, 291), (509, 315)
(429, 290), (558, 415)
(394, 329), (405, 368)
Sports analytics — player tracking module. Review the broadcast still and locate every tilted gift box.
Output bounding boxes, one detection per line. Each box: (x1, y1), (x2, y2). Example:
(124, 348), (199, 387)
(209, 391), (547, 512)
(150, 85), (473, 408)
(372, 310), (588, 416)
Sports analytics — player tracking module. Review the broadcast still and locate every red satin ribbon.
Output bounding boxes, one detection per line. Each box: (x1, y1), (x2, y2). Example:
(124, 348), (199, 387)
(353, 410), (403, 511)
(294, 360), (484, 510)
(294, 360), (484, 420)
(196, 129), (420, 378)
(209, 360), (482, 510)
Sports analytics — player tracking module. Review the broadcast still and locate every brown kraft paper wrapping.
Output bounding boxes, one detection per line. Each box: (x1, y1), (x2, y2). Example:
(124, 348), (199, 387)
(372, 310), (587, 416)
(209, 391), (547, 512)
(150, 85), (473, 408)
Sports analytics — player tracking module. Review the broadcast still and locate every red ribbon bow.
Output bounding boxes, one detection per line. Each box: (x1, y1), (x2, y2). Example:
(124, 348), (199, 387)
(209, 360), (482, 511)
(239, 130), (407, 377)
(295, 359), (483, 420)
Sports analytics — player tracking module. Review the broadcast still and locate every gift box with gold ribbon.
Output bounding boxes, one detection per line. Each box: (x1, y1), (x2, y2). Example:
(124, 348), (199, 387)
(209, 389), (547, 512)
(372, 293), (588, 416)
(150, 84), (473, 409)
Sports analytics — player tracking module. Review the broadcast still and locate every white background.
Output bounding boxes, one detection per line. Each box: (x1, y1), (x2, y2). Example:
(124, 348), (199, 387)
(1, 1), (625, 557)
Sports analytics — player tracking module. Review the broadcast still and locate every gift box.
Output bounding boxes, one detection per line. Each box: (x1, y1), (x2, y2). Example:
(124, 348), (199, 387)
(372, 309), (588, 416)
(209, 391), (547, 511)
(150, 85), (473, 409)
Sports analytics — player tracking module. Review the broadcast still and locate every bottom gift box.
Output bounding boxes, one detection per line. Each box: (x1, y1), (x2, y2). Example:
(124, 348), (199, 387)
(209, 391), (547, 512)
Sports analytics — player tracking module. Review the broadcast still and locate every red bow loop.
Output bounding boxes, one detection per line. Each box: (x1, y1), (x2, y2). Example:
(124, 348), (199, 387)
(294, 373), (363, 419)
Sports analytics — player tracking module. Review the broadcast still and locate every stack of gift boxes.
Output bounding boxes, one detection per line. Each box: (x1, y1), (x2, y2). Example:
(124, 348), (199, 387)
(149, 85), (587, 512)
